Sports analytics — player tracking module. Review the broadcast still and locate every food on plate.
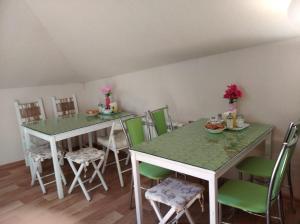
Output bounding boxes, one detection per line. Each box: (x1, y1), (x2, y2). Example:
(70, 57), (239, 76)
(86, 109), (98, 115)
(205, 122), (225, 130)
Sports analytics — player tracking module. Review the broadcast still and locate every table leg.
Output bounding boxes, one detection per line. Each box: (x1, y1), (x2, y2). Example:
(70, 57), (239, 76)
(88, 133), (93, 147)
(131, 152), (143, 224)
(265, 132), (272, 159)
(50, 137), (64, 199)
(209, 176), (218, 224)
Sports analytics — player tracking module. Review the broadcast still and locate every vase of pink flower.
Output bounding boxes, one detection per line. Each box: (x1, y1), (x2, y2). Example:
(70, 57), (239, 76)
(223, 84), (242, 111)
(101, 85), (112, 109)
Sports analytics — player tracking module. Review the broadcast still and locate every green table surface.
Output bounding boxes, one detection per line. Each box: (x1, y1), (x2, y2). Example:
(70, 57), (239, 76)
(22, 112), (132, 136)
(132, 119), (272, 171)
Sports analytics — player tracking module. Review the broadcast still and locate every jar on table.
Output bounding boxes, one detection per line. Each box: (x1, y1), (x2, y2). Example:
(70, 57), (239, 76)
(226, 113), (234, 129)
(236, 114), (245, 128)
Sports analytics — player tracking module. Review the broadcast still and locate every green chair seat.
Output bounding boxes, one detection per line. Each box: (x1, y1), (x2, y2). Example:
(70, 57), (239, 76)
(236, 156), (275, 178)
(139, 162), (171, 180)
(218, 180), (269, 214)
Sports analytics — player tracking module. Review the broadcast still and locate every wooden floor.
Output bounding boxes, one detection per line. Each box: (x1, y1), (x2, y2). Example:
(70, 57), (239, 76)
(0, 157), (300, 224)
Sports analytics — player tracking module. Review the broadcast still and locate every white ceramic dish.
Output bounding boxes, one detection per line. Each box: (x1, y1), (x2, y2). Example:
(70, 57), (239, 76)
(205, 127), (225, 134)
(227, 123), (250, 131)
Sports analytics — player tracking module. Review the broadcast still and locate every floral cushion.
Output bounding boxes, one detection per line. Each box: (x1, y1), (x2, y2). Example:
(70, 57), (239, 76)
(65, 148), (105, 165)
(145, 177), (205, 211)
(28, 146), (63, 162)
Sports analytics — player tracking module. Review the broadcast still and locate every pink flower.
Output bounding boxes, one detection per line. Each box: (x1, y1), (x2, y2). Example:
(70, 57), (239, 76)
(223, 84), (242, 101)
(101, 85), (112, 95)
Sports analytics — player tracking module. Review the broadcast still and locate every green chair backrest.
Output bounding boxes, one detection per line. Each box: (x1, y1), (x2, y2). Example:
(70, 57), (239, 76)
(149, 106), (172, 136)
(268, 122), (300, 203)
(122, 116), (148, 147)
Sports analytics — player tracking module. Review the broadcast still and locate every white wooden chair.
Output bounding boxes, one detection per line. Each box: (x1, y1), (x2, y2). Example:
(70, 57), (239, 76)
(14, 98), (66, 194)
(145, 177), (205, 224)
(65, 147), (108, 201)
(97, 120), (131, 187)
(51, 94), (83, 151)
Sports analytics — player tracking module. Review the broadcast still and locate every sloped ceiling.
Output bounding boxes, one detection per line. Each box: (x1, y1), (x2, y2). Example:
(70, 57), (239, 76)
(0, 0), (79, 88)
(1, 0), (300, 88)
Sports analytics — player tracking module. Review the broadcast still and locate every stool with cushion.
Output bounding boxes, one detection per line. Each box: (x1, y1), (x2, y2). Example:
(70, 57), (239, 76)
(97, 120), (131, 187)
(145, 177), (205, 224)
(29, 146), (66, 194)
(65, 147), (108, 201)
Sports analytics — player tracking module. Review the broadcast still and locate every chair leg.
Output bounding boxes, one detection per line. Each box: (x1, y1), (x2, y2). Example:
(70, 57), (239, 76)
(125, 151), (130, 166)
(59, 164), (67, 186)
(266, 208), (271, 224)
(67, 160), (91, 201)
(185, 209), (195, 224)
(129, 177), (134, 209)
(114, 151), (125, 187)
(31, 162), (46, 194)
(79, 135), (83, 148)
(102, 148), (110, 173)
(31, 161), (37, 186)
(287, 165), (295, 213)
(91, 160), (108, 191)
(159, 207), (176, 224)
(89, 158), (105, 184)
(218, 203), (222, 224)
(149, 200), (163, 222)
(278, 193), (285, 224)
(67, 138), (73, 152)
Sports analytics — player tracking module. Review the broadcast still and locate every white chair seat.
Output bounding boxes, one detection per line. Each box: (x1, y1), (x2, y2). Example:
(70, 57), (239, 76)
(28, 146), (63, 162)
(97, 131), (128, 149)
(65, 148), (105, 165)
(145, 177), (205, 211)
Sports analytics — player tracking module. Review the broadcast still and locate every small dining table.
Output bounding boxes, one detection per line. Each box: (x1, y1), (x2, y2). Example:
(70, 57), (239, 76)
(22, 112), (132, 199)
(130, 118), (273, 224)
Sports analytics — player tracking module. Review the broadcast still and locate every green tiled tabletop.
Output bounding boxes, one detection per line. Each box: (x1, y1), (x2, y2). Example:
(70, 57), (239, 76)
(132, 119), (272, 171)
(22, 112), (131, 135)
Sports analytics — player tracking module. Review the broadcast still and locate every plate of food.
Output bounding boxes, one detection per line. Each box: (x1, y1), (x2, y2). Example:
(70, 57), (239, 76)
(86, 109), (99, 117)
(205, 121), (226, 134)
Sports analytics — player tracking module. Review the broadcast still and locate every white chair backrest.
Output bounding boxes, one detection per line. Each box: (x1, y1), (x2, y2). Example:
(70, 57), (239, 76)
(14, 98), (47, 164)
(14, 98), (46, 125)
(51, 94), (78, 118)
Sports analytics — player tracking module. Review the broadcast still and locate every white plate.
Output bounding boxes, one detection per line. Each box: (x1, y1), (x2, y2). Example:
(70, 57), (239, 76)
(227, 123), (250, 131)
(205, 127), (225, 134)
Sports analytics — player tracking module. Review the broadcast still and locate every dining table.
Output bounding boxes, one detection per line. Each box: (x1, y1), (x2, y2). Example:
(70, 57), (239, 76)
(22, 112), (132, 199)
(130, 118), (273, 224)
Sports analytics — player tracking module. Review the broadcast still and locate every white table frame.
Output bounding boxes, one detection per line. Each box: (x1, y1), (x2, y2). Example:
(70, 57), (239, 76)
(130, 129), (272, 224)
(23, 118), (127, 199)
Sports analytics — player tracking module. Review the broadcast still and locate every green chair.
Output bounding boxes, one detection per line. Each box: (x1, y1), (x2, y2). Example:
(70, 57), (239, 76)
(121, 115), (172, 208)
(148, 105), (173, 136)
(236, 121), (297, 211)
(218, 122), (299, 224)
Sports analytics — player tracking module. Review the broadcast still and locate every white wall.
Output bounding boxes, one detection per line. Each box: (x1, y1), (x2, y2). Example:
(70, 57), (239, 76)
(85, 38), (300, 140)
(84, 38), (300, 198)
(0, 83), (84, 165)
